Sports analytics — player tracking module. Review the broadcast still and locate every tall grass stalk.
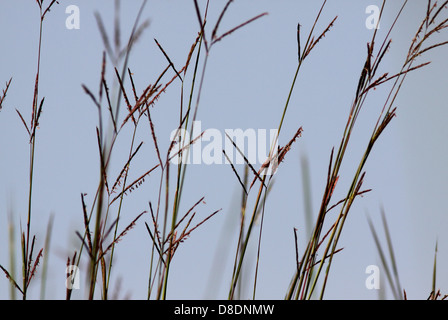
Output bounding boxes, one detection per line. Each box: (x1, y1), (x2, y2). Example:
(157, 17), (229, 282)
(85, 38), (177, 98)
(152, 0), (267, 299)
(228, 0), (336, 299)
(286, 0), (448, 300)
(0, 0), (58, 300)
(69, 0), (151, 299)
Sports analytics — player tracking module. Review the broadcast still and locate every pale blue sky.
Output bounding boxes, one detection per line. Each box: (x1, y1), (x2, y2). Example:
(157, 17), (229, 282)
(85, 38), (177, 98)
(0, 1), (447, 300)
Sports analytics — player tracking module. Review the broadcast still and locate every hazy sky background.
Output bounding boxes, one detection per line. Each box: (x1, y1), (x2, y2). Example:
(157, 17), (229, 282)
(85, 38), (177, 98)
(0, 1), (447, 300)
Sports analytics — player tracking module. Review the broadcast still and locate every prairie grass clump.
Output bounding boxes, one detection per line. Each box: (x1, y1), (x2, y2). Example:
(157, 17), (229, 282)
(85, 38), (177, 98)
(0, 0), (447, 300)
(286, 0), (448, 299)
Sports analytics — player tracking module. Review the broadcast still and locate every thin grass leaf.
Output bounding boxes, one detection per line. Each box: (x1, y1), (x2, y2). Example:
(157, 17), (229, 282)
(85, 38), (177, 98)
(222, 149), (247, 195)
(97, 211), (146, 262)
(114, 67), (136, 125)
(148, 202), (163, 250)
(145, 222), (165, 266)
(81, 193), (93, 252)
(325, 189), (371, 213)
(372, 62), (431, 90)
(40, 214), (54, 299)
(114, 0), (121, 54)
(98, 51), (107, 104)
(415, 40), (448, 57)
(192, 0), (209, 52)
(82, 84), (101, 110)
(371, 39), (391, 79)
(0, 265), (24, 295)
(96, 127), (110, 195)
(41, 0), (59, 21)
(294, 228), (300, 272)
(212, 12), (268, 45)
(428, 0), (448, 25)
(95, 12), (114, 63)
(75, 231), (93, 259)
(367, 214), (400, 299)
(0, 77), (12, 111)
(154, 38), (182, 82)
(20, 231), (26, 292)
(30, 97), (44, 141)
(31, 73), (39, 131)
(102, 78), (117, 134)
(127, 68), (139, 103)
(7, 209), (17, 300)
(26, 235), (37, 280)
(297, 23), (302, 62)
(322, 149), (338, 210)
(371, 108), (396, 144)
(147, 108), (163, 167)
(300, 0), (329, 62)
(432, 239), (438, 297)
(311, 248), (344, 269)
(27, 248), (43, 288)
(224, 132), (266, 189)
(356, 45), (372, 98)
(16, 109), (31, 136)
(380, 208), (402, 299)
(211, 0), (234, 40)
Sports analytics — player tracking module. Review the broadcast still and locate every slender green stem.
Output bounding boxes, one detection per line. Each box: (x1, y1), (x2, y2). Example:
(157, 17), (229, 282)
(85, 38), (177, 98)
(88, 166), (105, 300)
(229, 174), (266, 299)
(23, 7), (44, 300)
(159, 33), (208, 300)
(105, 121), (139, 297)
(278, 61), (302, 136)
(229, 46), (303, 299)
(252, 178), (272, 299)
